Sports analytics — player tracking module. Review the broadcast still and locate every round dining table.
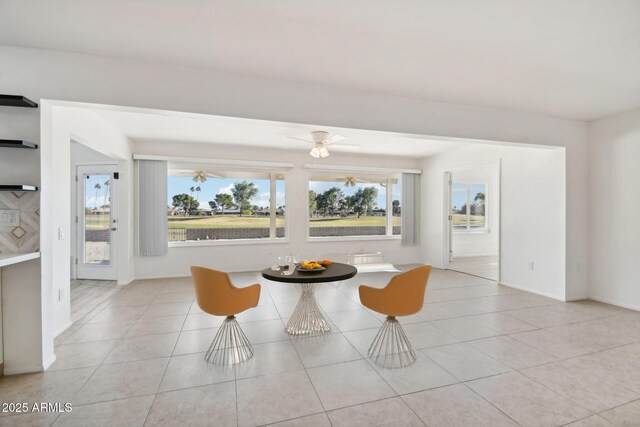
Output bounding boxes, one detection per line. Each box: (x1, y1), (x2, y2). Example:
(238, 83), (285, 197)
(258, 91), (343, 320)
(261, 262), (357, 336)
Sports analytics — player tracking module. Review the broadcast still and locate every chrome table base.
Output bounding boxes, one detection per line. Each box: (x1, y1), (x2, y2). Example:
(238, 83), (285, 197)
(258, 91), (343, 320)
(368, 316), (417, 369)
(286, 283), (331, 336)
(205, 315), (254, 365)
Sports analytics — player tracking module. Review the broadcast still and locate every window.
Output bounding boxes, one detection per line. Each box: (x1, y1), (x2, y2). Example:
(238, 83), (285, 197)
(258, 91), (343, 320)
(167, 166), (286, 243)
(451, 182), (487, 232)
(308, 173), (400, 238)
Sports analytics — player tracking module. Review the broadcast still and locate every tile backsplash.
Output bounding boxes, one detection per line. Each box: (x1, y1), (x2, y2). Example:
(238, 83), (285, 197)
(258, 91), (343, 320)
(0, 191), (39, 254)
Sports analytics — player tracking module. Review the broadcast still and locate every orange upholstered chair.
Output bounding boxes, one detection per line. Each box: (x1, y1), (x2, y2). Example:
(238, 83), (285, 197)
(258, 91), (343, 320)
(359, 265), (432, 368)
(190, 266), (261, 364)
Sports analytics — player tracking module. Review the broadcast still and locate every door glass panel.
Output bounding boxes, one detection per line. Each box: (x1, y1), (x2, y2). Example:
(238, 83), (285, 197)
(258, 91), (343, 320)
(469, 183), (487, 229)
(84, 173), (111, 265)
(451, 183), (468, 231)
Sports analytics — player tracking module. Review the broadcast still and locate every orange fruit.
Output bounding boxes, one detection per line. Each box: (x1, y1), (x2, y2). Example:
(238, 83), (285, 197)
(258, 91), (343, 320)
(322, 259), (332, 265)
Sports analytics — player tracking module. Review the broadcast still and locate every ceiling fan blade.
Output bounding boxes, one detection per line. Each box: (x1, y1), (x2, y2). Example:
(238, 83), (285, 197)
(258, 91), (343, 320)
(283, 142), (312, 151)
(288, 136), (313, 143)
(325, 134), (346, 145)
(172, 169), (223, 179)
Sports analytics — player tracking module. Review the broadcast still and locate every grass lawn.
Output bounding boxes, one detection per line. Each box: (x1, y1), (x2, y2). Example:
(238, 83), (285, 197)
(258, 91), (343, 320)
(310, 216), (401, 227)
(89, 214), (401, 230)
(166, 215), (400, 228)
(452, 213), (485, 228)
(168, 215), (284, 229)
(85, 214), (110, 230)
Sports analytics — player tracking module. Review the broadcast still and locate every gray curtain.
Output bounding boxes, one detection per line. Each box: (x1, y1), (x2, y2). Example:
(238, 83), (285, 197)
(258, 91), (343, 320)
(137, 160), (168, 256)
(401, 173), (420, 246)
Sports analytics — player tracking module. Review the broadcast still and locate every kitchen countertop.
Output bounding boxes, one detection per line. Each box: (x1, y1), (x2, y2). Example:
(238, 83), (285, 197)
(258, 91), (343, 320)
(0, 252), (40, 268)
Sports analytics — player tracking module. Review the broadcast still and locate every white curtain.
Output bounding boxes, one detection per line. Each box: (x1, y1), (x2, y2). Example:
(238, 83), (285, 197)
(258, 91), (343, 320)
(401, 173), (420, 246)
(137, 160), (168, 256)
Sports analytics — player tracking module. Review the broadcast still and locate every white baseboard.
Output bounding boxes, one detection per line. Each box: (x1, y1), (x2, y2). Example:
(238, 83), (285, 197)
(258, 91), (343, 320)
(54, 321), (73, 338)
(4, 365), (44, 375)
(4, 354), (56, 375)
(499, 281), (565, 302)
(588, 295), (640, 312)
(565, 293), (589, 302)
(356, 263), (400, 273)
(453, 253), (498, 258)
(133, 273), (192, 281)
(134, 267), (259, 281)
(43, 354), (57, 371)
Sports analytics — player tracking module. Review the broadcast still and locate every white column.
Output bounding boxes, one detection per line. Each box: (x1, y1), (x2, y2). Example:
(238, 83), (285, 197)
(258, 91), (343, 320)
(269, 173), (277, 238)
(386, 177), (393, 235)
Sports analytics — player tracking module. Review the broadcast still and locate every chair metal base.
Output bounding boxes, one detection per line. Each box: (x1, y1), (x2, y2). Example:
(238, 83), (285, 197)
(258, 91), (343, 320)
(368, 316), (417, 369)
(205, 315), (254, 365)
(286, 283), (331, 336)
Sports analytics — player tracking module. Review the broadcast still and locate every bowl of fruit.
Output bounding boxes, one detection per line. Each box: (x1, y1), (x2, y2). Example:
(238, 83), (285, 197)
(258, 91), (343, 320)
(297, 260), (329, 272)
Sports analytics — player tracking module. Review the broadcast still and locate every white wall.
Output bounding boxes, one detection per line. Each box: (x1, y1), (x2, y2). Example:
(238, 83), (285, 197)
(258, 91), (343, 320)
(422, 144), (567, 300)
(44, 107), (134, 339)
(588, 109), (640, 310)
(450, 164), (500, 257)
(133, 140), (421, 278)
(0, 45), (590, 371)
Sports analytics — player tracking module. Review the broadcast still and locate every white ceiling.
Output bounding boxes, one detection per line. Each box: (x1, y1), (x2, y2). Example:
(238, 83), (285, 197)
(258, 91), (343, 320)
(92, 108), (468, 158)
(2, 1), (639, 121)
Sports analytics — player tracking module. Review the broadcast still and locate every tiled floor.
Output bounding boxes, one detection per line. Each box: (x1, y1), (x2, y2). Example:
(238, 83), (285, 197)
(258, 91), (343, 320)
(448, 255), (499, 281)
(69, 279), (120, 323)
(2, 267), (640, 426)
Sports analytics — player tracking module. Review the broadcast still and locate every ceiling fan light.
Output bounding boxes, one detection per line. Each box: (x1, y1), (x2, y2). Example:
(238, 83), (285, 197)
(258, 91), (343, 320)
(319, 146), (330, 158)
(310, 146), (321, 158)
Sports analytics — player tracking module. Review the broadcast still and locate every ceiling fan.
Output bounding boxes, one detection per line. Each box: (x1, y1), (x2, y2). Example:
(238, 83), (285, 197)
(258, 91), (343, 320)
(337, 176), (366, 187)
(289, 130), (358, 158)
(170, 169), (223, 182)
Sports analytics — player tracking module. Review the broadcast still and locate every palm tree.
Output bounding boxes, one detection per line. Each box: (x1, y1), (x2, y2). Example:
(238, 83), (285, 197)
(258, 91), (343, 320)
(103, 179), (111, 209)
(93, 182), (102, 209)
(195, 185), (201, 201)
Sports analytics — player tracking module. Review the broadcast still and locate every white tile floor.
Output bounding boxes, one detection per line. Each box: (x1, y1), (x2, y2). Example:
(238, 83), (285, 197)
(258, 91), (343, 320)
(2, 267), (640, 426)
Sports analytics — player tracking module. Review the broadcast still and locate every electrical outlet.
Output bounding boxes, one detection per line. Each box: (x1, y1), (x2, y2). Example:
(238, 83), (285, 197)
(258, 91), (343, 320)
(0, 209), (20, 226)
(528, 261), (535, 271)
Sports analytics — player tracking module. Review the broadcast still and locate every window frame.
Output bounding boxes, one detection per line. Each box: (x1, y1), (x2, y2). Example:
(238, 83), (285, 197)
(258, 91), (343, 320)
(451, 181), (489, 234)
(306, 172), (402, 242)
(167, 167), (289, 247)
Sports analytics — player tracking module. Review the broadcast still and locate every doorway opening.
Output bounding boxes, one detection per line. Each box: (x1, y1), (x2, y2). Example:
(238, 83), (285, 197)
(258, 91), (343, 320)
(444, 161), (500, 281)
(69, 142), (122, 322)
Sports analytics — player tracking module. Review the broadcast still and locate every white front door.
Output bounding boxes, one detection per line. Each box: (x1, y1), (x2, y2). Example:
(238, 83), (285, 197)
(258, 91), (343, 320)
(76, 165), (118, 281)
(444, 171), (454, 266)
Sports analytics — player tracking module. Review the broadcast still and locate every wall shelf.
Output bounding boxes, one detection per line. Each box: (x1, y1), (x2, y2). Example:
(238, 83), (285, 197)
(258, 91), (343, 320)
(0, 185), (38, 192)
(0, 95), (38, 108)
(0, 140), (38, 149)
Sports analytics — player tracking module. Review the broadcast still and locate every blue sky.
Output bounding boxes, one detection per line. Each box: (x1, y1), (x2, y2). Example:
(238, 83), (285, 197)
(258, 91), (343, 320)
(309, 181), (401, 207)
(84, 174), (112, 208)
(452, 183), (485, 210)
(168, 177), (285, 209)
